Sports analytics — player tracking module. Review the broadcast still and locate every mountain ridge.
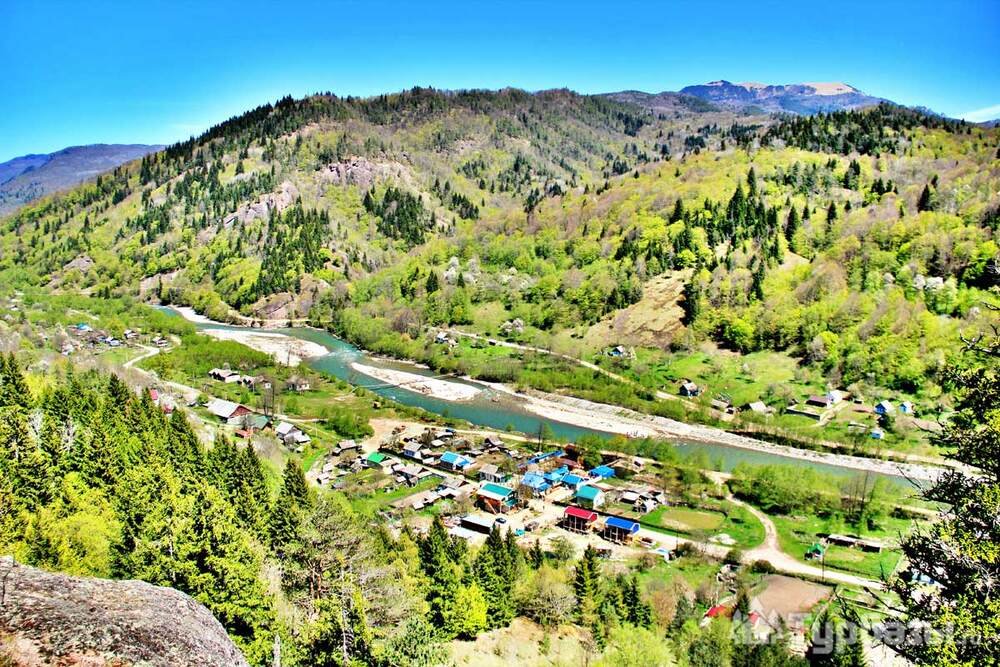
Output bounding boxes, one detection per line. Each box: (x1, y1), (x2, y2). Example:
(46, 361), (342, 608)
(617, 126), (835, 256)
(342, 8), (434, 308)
(0, 143), (163, 216)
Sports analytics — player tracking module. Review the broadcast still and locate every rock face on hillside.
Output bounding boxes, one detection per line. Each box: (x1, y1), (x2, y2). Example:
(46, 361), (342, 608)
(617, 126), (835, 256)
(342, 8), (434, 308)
(0, 557), (249, 667)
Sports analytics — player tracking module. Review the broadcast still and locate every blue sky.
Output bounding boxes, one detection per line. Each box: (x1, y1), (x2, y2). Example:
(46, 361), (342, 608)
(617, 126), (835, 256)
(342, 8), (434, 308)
(1, 0), (998, 162)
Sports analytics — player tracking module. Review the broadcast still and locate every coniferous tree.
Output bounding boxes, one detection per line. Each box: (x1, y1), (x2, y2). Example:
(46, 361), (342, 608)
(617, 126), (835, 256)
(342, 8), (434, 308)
(573, 544), (601, 624)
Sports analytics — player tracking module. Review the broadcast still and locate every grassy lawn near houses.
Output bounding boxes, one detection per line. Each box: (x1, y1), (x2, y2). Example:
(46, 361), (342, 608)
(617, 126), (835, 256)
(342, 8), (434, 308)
(639, 502), (766, 549)
(645, 507), (724, 532)
(771, 513), (911, 579)
(347, 474), (443, 515)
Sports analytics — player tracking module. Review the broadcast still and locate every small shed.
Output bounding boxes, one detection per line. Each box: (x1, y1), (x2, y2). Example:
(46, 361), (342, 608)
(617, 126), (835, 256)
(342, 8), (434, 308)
(563, 506), (598, 533)
(460, 514), (496, 535)
(679, 381), (702, 397)
(899, 401), (915, 415)
(875, 400), (895, 415)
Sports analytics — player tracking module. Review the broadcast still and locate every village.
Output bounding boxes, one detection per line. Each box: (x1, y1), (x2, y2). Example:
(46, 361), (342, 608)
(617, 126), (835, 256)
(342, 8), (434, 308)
(0, 293), (931, 661)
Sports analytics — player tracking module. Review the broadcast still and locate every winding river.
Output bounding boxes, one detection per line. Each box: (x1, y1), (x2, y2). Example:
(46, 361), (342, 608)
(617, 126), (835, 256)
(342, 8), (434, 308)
(167, 310), (926, 490)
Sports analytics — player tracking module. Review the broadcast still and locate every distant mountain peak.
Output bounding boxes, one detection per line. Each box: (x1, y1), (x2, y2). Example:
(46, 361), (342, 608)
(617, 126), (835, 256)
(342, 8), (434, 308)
(676, 79), (884, 114)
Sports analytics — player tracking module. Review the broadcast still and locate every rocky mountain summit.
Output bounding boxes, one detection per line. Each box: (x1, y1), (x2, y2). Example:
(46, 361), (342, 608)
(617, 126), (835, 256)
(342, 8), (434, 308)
(678, 80), (886, 113)
(0, 557), (249, 667)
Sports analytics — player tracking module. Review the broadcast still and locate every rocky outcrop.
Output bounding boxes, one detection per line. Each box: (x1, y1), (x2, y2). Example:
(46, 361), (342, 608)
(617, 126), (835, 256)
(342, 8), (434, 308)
(0, 557), (249, 667)
(223, 180), (299, 226)
(318, 157), (410, 191)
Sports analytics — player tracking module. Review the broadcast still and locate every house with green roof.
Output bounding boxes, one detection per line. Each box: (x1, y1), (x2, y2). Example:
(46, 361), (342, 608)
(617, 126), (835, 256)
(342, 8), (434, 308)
(575, 485), (605, 509)
(476, 482), (517, 513)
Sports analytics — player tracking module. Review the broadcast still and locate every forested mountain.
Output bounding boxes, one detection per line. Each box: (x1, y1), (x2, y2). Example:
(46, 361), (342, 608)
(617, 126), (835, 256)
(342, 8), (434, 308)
(0, 143), (163, 216)
(1, 88), (996, 402)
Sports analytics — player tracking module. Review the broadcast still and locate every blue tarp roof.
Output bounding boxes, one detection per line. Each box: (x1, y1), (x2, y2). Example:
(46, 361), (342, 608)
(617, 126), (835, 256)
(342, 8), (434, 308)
(441, 451), (470, 466)
(562, 474), (584, 486)
(605, 516), (639, 533)
(590, 465), (615, 478)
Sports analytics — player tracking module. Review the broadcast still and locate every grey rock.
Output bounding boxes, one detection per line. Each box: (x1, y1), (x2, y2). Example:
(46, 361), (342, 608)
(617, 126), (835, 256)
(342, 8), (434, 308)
(0, 557), (249, 667)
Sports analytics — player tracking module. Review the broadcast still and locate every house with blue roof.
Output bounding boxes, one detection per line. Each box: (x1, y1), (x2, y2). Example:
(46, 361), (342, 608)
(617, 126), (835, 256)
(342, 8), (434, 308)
(519, 471), (551, 497)
(543, 466), (569, 486)
(561, 473), (585, 490)
(439, 451), (471, 471)
(603, 516), (639, 543)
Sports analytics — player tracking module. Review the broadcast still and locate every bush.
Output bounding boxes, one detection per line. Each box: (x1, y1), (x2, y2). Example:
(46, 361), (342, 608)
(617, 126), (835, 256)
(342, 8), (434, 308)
(724, 548), (745, 566)
(750, 559), (776, 574)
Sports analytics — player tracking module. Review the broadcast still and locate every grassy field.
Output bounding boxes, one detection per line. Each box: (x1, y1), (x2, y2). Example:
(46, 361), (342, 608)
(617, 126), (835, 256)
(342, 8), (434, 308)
(646, 507), (724, 532)
(633, 554), (719, 593)
(347, 474), (442, 515)
(771, 513), (910, 579)
(640, 502), (766, 549)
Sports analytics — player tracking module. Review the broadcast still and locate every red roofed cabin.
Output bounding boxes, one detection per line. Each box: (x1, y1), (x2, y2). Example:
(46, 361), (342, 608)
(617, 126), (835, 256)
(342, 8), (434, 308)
(563, 506), (598, 533)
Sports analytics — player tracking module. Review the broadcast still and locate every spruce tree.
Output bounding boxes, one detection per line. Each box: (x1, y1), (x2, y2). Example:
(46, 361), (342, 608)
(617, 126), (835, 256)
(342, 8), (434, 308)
(573, 545), (601, 624)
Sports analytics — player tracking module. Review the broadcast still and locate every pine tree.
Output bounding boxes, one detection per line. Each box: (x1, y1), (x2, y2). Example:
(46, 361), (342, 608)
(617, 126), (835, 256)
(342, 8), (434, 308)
(474, 527), (516, 628)
(573, 544), (601, 624)
(281, 458), (310, 509)
(528, 538), (544, 569)
(917, 184), (936, 212)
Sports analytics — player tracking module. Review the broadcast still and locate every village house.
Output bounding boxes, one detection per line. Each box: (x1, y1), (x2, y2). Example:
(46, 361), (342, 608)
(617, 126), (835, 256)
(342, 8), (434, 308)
(205, 398), (253, 425)
(482, 434), (504, 448)
(402, 442), (425, 461)
(439, 451), (472, 471)
(575, 485), (605, 509)
(589, 465), (615, 480)
(603, 516), (639, 544)
(477, 463), (510, 485)
(899, 400), (915, 415)
(365, 451), (390, 470)
(396, 464), (427, 486)
(518, 471), (551, 499)
(275, 421), (311, 446)
(805, 395), (834, 410)
(437, 477), (470, 499)
(742, 401), (775, 416)
(563, 506), (598, 533)
(334, 439), (360, 455)
(285, 375), (311, 392)
(476, 483), (517, 513)
(679, 381), (702, 397)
